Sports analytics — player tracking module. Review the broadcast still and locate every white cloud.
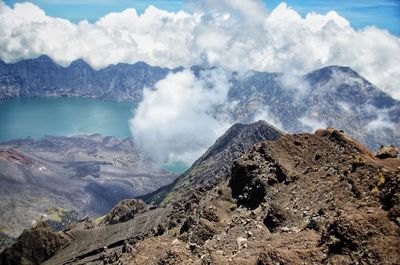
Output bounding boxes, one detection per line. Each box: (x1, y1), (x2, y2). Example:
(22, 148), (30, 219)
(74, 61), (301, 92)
(337, 101), (351, 113)
(0, 1), (399, 99)
(40, 0), (121, 5)
(366, 116), (396, 131)
(189, 0), (267, 26)
(304, 11), (350, 32)
(253, 106), (283, 130)
(363, 105), (396, 132)
(299, 115), (328, 132)
(129, 68), (233, 165)
(278, 73), (311, 100)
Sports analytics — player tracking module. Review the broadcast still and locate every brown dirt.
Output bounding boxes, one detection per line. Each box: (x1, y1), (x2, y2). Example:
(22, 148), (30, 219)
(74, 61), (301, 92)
(114, 129), (400, 265)
(3, 128), (399, 265)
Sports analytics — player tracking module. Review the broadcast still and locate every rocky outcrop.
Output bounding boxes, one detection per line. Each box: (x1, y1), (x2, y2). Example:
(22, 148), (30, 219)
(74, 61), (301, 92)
(143, 120), (282, 205)
(100, 199), (147, 225)
(227, 128), (400, 264)
(129, 127), (398, 264)
(230, 142), (290, 209)
(0, 148), (33, 165)
(376, 145), (399, 159)
(319, 208), (399, 263)
(0, 222), (70, 265)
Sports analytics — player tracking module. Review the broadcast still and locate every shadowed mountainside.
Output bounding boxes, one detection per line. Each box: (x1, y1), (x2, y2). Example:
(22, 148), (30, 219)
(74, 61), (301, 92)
(0, 135), (177, 240)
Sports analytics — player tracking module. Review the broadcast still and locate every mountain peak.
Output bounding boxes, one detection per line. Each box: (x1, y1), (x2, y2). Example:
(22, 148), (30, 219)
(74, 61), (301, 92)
(33, 54), (54, 64)
(307, 65), (360, 81)
(132, 61), (151, 68)
(143, 120), (283, 205)
(196, 120), (282, 165)
(68, 59), (92, 70)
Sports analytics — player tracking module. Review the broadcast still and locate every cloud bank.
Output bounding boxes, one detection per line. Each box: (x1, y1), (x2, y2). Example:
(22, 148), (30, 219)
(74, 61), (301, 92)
(130, 69), (233, 165)
(0, 0), (400, 99)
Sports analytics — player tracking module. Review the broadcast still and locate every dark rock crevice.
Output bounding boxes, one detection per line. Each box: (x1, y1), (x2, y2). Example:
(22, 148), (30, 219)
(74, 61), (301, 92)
(229, 142), (289, 209)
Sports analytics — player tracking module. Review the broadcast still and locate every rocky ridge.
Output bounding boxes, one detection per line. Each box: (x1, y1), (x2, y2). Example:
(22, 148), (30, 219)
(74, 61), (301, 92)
(143, 120), (283, 205)
(2, 123), (399, 264)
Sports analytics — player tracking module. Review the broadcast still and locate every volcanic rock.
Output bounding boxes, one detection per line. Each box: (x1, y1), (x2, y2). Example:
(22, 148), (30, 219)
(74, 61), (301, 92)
(376, 145), (399, 159)
(3, 125), (399, 264)
(100, 199), (147, 225)
(0, 222), (69, 265)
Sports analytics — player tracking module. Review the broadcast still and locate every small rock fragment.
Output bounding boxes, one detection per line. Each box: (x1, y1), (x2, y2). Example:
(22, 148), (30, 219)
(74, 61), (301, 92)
(171, 239), (180, 246)
(236, 237), (248, 250)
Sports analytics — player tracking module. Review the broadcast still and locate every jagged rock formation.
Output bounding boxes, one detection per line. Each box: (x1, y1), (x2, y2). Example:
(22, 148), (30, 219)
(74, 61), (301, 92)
(2, 123), (398, 264)
(39, 207), (173, 265)
(0, 134), (177, 240)
(141, 120), (283, 205)
(1, 56), (399, 151)
(99, 199), (148, 225)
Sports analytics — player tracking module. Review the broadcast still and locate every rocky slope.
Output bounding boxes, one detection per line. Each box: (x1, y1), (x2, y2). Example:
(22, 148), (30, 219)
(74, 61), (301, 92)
(142, 120), (282, 205)
(2, 123), (399, 265)
(0, 135), (177, 241)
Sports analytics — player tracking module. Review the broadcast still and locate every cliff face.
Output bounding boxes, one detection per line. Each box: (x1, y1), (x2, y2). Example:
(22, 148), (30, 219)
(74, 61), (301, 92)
(2, 124), (398, 265)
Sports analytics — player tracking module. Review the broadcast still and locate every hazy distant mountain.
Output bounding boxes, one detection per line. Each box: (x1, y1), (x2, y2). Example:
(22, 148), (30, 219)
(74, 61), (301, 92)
(0, 56), (398, 151)
(229, 66), (400, 150)
(0, 55), (170, 102)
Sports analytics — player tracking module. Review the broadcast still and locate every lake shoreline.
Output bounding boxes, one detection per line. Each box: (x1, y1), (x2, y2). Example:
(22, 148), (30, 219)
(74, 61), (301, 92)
(0, 97), (137, 142)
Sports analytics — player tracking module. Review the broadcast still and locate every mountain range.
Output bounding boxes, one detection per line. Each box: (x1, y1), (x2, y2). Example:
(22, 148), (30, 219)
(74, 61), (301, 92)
(0, 56), (399, 262)
(1, 55), (398, 151)
(0, 55), (169, 102)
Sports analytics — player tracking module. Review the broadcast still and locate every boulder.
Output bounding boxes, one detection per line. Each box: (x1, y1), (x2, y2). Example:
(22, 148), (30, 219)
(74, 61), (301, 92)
(376, 145), (399, 159)
(0, 222), (69, 265)
(100, 199), (147, 225)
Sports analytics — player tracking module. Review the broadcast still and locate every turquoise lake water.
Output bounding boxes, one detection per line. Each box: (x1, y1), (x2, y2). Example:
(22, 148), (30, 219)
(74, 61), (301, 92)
(0, 97), (136, 142)
(0, 97), (188, 174)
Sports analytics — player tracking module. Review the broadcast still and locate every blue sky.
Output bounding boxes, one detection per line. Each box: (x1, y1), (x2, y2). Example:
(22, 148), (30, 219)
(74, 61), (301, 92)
(3, 0), (400, 35)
